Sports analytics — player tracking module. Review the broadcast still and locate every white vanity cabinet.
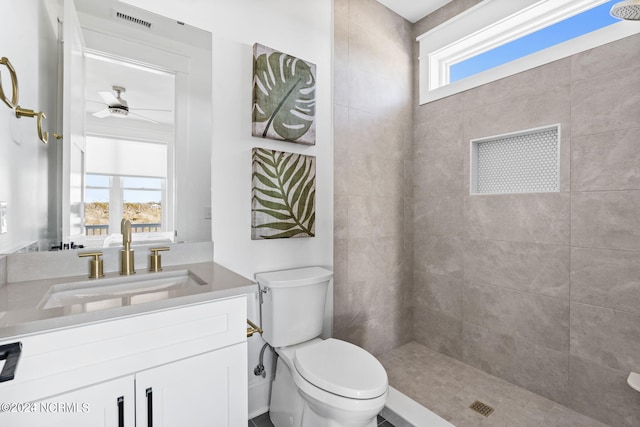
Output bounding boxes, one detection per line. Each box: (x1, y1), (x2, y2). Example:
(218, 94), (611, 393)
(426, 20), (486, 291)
(135, 343), (246, 426)
(0, 295), (248, 427)
(24, 375), (136, 427)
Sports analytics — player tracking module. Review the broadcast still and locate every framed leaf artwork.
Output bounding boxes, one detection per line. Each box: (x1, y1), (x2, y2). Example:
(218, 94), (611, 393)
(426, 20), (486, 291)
(252, 148), (316, 239)
(252, 43), (317, 145)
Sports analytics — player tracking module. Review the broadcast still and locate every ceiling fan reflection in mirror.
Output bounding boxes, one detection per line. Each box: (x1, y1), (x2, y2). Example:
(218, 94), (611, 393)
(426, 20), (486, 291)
(89, 86), (168, 124)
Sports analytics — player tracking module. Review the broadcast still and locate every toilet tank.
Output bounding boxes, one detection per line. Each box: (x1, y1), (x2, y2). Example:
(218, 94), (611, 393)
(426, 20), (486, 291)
(256, 267), (333, 348)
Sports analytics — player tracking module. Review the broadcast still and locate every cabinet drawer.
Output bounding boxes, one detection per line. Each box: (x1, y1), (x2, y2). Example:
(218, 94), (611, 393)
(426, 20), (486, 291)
(0, 295), (246, 402)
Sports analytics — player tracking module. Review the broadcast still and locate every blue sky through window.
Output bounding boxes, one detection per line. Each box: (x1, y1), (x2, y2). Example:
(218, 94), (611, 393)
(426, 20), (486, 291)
(86, 174), (110, 187)
(450, 0), (619, 82)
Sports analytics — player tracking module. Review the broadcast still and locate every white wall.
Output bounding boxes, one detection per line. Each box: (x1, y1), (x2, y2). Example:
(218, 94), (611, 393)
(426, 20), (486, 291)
(120, 0), (334, 274)
(119, 0), (334, 418)
(0, 1), (58, 253)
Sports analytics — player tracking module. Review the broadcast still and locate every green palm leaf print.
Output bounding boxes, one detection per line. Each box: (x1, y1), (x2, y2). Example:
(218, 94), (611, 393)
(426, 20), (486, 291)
(252, 43), (316, 145)
(252, 148), (316, 239)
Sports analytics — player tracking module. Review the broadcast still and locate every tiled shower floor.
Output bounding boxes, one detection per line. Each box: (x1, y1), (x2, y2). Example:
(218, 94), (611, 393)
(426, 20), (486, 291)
(377, 342), (609, 427)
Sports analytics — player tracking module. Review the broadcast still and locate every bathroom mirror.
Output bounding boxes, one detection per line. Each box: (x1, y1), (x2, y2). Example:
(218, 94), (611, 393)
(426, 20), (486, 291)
(49, 0), (211, 251)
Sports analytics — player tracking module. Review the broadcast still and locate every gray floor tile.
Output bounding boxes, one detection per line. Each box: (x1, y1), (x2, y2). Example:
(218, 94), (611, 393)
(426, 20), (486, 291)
(250, 412), (275, 427)
(377, 342), (609, 427)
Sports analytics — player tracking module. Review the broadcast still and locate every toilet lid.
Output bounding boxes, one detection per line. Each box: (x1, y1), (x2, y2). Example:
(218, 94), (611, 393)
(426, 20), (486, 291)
(293, 338), (388, 399)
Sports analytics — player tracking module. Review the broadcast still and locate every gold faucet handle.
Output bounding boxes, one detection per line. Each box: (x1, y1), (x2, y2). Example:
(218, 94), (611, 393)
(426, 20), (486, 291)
(78, 252), (104, 279)
(149, 247), (170, 272)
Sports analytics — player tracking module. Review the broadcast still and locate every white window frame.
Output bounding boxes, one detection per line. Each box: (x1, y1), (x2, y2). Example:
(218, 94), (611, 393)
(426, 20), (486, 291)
(418, 0), (640, 104)
(84, 174), (168, 239)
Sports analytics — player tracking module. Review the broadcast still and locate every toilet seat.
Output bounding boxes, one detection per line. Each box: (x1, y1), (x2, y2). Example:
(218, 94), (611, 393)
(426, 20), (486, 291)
(294, 338), (388, 399)
(278, 338), (388, 401)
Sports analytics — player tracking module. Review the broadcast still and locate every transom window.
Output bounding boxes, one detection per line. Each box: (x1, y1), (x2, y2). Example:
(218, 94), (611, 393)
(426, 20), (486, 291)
(449, 1), (619, 82)
(418, 0), (640, 104)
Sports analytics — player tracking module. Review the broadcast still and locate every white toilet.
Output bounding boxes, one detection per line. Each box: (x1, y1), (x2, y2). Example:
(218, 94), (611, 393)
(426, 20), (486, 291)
(256, 267), (388, 427)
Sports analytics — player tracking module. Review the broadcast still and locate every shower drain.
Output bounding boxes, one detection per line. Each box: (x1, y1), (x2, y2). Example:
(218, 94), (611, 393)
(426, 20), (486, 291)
(469, 400), (495, 417)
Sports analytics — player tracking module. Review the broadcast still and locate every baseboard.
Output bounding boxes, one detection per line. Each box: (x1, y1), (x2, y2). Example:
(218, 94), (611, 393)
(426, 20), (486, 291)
(381, 386), (454, 427)
(248, 376), (272, 419)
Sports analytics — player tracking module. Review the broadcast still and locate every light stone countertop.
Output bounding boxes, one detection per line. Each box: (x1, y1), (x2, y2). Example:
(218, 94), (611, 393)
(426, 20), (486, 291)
(0, 261), (257, 340)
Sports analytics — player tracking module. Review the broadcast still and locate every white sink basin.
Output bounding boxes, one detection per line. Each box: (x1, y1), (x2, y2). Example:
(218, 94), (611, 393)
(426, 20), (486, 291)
(38, 270), (207, 312)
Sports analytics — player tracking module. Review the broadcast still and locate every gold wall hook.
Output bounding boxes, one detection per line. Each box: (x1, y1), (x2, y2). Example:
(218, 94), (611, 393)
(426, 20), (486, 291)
(15, 106), (36, 118)
(0, 57), (19, 109)
(15, 107), (59, 144)
(36, 111), (49, 144)
(4, 57), (59, 144)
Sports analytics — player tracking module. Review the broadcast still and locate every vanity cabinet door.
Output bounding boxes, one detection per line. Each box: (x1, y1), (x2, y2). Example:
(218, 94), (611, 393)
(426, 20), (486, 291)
(135, 342), (247, 427)
(1, 375), (135, 427)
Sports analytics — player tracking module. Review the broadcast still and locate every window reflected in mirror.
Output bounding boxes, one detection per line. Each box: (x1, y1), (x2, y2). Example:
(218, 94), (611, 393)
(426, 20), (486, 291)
(84, 133), (173, 247)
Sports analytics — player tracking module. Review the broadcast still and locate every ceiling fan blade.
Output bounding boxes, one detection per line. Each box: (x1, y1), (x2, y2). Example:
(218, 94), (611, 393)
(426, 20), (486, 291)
(98, 91), (121, 106)
(87, 99), (107, 105)
(92, 108), (111, 118)
(128, 111), (159, 124)
(130, 107), (173, 112)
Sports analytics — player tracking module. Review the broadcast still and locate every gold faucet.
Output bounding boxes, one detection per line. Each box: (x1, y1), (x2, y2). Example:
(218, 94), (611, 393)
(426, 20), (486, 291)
(78, 252), (104, 279)
(120, 218), (135, 275)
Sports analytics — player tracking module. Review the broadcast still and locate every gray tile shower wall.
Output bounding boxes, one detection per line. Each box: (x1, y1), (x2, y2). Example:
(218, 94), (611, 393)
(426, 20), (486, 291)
(335, 0), (640, 424)
(411, 0), (640, 422)
(333, 0), (414, 356)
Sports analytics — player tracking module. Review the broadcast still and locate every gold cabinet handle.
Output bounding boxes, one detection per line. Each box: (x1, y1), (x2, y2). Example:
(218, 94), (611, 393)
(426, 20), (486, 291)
(149, 247), (170, 272)
(78, 252), (104, 279)
(0, 57), (18, 109)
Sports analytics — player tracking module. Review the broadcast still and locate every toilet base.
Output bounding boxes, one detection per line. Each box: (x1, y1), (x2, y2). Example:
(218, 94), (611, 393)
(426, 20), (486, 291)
(269, 356), (384, 427)
(270, 357), (304, 427)
(300, 408), (377, 427)
(297, 391), (378, 427)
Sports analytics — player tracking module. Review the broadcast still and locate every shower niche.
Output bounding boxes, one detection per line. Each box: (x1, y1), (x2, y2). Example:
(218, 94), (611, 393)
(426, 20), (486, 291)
(470, 124), (560, 195)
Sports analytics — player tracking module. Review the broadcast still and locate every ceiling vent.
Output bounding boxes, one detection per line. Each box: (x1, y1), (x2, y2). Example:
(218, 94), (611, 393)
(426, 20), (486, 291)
(113, 10), (152, 29)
